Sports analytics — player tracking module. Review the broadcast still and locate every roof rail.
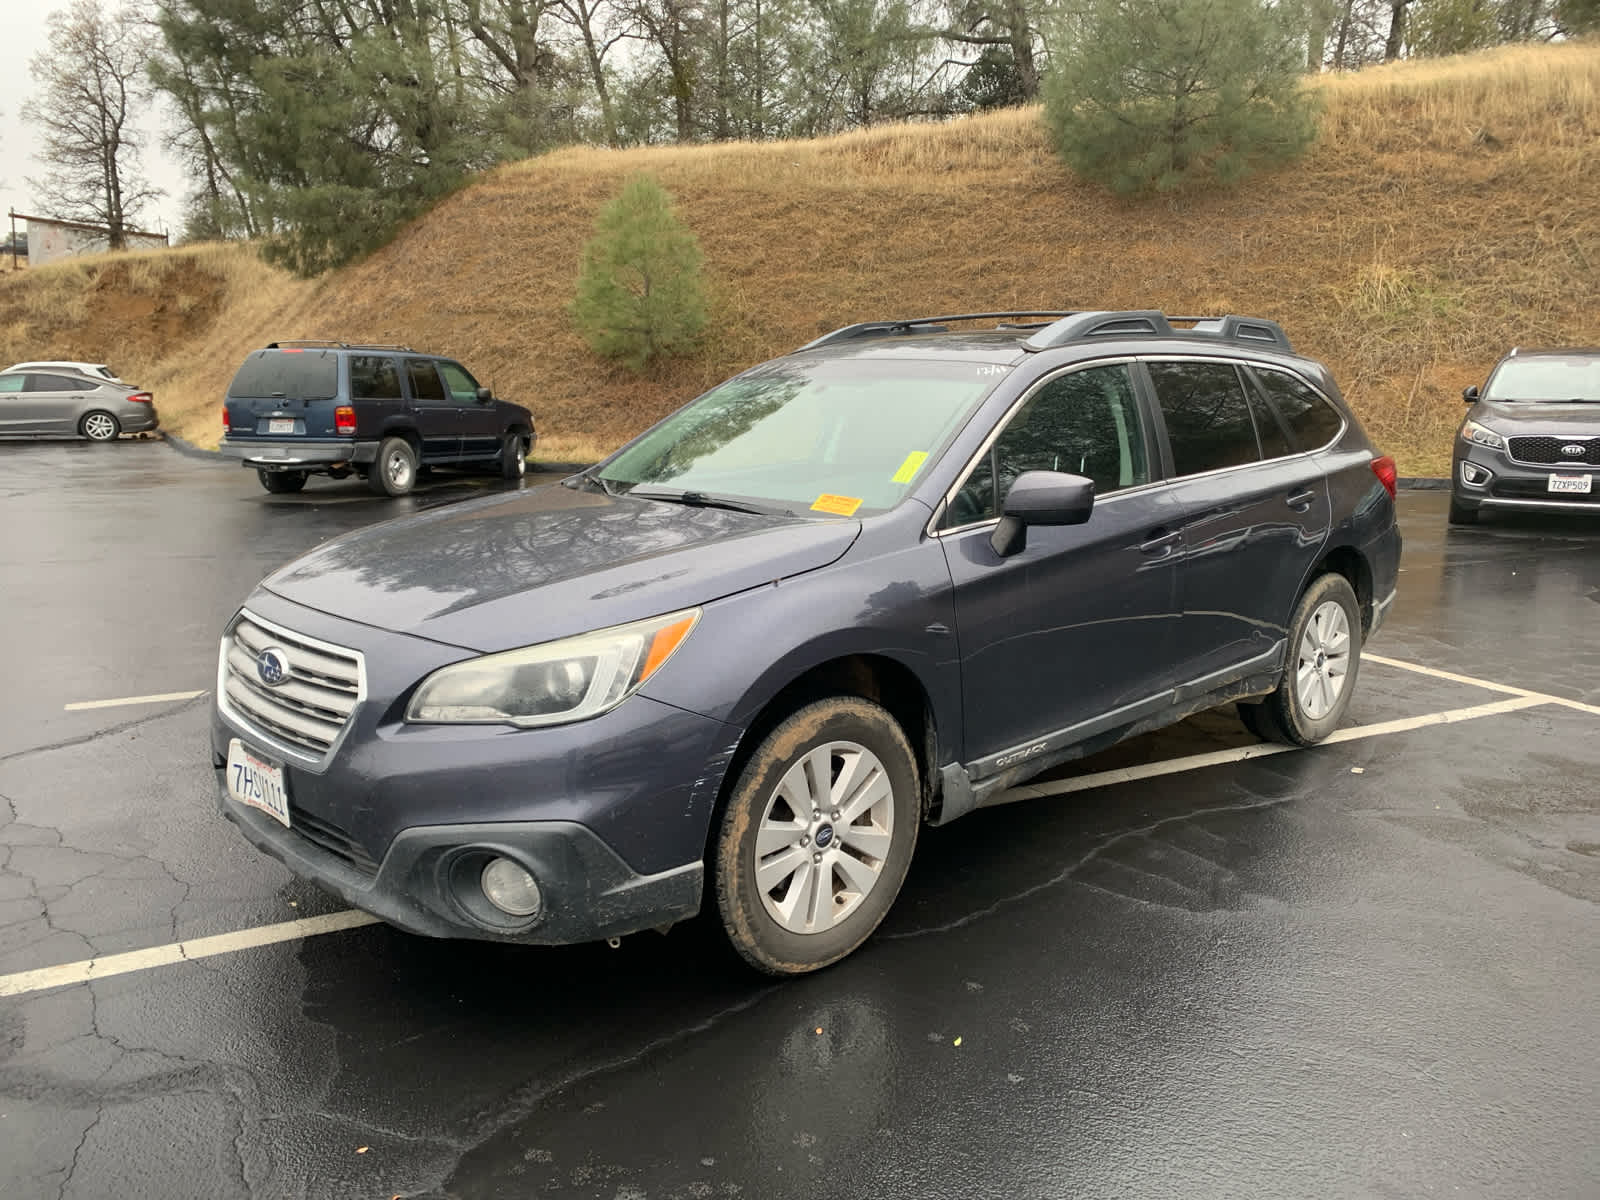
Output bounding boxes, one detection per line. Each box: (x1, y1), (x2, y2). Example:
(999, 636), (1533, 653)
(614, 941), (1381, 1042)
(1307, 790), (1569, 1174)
(265, 340), (416, 352)
(1022, 311), (1293, 353)
(797, 312), (1082, 353)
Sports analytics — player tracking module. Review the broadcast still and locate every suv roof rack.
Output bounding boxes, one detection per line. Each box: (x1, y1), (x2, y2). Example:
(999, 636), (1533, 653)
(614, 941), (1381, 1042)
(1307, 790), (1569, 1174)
(265, 340), (417, 352)
(797, 310), (1293, 354)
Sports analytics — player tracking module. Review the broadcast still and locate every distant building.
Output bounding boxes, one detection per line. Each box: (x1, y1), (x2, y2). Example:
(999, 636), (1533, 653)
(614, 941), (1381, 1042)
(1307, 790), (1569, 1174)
(7, 211), (168, 267)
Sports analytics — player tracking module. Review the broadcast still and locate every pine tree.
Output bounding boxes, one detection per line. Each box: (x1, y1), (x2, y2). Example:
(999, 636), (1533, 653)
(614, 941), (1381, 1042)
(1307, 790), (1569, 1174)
(1042, 0), (1318, 195)
(571, 174), (708, 372)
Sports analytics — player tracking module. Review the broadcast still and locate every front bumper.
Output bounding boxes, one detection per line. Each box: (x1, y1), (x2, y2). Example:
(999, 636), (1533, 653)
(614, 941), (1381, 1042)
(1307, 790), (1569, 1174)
(218, 778), (702, 943)
(1453, 445), (1600, 515)
(220, 437), (377, 468)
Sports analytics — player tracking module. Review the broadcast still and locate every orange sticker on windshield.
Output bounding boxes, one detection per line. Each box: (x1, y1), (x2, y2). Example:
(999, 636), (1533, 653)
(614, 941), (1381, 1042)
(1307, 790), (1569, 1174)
(811, 493), (863, 516)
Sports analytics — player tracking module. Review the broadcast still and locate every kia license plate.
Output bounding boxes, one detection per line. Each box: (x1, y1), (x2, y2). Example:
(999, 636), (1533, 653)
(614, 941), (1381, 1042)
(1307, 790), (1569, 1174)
(268, 418), (295, 435)
(226, 739), (290, 828)
(1548, 473), (1592, 494)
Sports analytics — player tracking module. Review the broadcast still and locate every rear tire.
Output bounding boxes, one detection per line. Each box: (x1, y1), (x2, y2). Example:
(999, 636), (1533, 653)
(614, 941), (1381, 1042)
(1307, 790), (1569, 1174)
(499, 432), (527, 480)
(80, 411), (120, 441)
(714, 697), (919, 976)
(369, 436), (418, 496)
(258, 469), (307, 494)
(1447, 494), (1479, 525)
(1238, 573), (1362, 747)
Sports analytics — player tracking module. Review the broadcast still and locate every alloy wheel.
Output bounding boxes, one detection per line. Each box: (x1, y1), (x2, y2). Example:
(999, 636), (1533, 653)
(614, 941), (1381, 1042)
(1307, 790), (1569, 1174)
(1295, 599), (1351, 721)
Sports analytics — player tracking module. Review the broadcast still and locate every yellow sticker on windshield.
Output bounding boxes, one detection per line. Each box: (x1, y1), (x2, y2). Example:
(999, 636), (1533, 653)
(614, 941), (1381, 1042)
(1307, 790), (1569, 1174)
(811, 493), (863, 516)
(891, 451), (928, 484)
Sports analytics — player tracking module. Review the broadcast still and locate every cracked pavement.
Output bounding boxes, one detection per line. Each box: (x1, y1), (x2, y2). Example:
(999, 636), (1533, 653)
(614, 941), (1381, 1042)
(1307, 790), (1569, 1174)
(1, 441), (1596, 1198)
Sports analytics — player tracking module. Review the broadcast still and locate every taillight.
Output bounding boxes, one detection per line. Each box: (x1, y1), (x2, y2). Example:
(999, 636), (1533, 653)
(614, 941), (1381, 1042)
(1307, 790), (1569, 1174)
(1371, 454), (1397, 500)
(128, 391), (153, 404)
(335, 405), (356, 435)
(222, 405), (230, 434)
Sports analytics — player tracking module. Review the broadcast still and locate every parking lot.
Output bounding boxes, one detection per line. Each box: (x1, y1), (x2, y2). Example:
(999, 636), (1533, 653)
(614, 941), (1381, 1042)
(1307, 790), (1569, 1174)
(2, 438), (1597, 1199)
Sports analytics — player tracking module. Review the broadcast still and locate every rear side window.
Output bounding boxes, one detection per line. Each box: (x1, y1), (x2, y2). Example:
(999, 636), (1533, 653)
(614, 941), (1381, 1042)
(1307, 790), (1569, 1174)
(438, 362), (480, 403)
(406, 360), (446, 402)
(350, 356), (402, 400)
(25, 373), (84, 392)
(1147, 361), (1261, 475)
(1252, 367), (1343, 450)
(228, 351), (338, 400)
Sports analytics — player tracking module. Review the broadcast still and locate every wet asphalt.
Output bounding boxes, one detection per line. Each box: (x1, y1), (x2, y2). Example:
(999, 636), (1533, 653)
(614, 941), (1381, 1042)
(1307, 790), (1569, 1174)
(0, 439), (1596, 1199)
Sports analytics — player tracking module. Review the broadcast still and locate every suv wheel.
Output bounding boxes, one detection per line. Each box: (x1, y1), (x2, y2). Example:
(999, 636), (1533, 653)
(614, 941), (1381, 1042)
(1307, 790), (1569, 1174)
(369, 436), (418, 497)
(1238, 573), (1362, 747)
(499, 432), (527, 480)
(80, 411), (120, 441)
(258, 469), (307, 494)
(714, 697), (919, 975)
(1447, 493), (1479, 525)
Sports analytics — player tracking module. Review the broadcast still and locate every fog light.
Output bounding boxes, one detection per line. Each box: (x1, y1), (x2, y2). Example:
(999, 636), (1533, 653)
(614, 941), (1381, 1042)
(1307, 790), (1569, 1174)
(481, 857), (542, 917)
(1460, 461), (1490, 486)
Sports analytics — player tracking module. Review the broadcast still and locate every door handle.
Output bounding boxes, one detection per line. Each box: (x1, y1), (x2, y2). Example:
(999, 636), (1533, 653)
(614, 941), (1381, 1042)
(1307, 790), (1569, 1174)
(1286, 488), (1316, 511)
(1139, 528), (1180, 555)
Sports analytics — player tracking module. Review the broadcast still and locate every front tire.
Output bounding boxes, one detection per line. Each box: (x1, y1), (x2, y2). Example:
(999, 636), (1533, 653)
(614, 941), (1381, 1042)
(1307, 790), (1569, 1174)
(499, 432), (527, 480)
(714, 697), (920, 976)
(368, 436), (418, 496)
(258, 469), (307, 494)
(80, 411), (120, 441)
(1238, 573), (1362, 747)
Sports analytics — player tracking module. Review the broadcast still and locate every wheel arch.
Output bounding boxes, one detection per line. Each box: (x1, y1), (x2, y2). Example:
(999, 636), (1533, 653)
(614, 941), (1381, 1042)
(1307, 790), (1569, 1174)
(1305, 543), (1374, 633)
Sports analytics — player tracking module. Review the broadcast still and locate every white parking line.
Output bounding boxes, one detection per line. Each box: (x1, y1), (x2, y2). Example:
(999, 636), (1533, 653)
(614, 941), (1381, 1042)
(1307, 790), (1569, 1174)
(0, 910), (380, 999)
(993, 695), (1551, 805)
(6, 654), (1593, 1000)
(63, 690), (207, 712)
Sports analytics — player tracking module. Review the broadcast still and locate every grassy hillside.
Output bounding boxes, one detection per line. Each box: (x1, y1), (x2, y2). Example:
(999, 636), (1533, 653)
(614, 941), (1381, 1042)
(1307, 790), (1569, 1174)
(2, 40), (1596, 475)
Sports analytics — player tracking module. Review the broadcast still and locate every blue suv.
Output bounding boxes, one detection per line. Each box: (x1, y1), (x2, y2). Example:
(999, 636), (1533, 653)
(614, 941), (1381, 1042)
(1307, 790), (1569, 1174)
(212, 311), (1401, 974)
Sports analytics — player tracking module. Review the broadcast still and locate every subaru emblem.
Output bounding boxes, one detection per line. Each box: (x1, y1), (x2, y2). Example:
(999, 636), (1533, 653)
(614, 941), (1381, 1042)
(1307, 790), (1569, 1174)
(1561, 443), (1585, 457)
(256, 647), (290, 687)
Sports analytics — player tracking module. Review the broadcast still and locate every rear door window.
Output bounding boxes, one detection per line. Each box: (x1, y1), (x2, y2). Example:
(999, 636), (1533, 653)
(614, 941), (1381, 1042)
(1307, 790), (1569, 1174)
(228, 352), (339, 400)
(438, 362), (480, 403)
(1250, 367), (1344, 450)
(24, 373), (83, 392)
(350, 356), (402, 400)
(406, 360), (447, 402)
(0, 375), (23, 394)
(1146, 361), (1262, 476)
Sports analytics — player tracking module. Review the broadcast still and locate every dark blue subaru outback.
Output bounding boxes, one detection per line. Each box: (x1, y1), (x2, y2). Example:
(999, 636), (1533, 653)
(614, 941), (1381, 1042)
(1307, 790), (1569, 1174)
(212, 310), (1401, 974)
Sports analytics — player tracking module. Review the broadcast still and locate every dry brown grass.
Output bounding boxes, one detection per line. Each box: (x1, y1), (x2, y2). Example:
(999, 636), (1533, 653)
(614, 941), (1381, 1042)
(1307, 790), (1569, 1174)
(3, 39), (1596, 473)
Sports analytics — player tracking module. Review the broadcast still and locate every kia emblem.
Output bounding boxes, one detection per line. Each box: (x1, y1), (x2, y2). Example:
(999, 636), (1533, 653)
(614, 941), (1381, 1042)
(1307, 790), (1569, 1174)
(1561, 443), (1586, 457)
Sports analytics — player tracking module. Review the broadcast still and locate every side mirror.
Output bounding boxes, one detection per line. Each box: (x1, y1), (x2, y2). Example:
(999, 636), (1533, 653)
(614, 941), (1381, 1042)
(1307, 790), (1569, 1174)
(989, 471), (1096, 558)
(476, 386), (494, 403)
(1463, 385), (1480, 404)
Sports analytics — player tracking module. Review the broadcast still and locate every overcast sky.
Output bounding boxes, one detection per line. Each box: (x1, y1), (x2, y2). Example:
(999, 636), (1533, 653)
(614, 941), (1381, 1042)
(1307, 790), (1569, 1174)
(0, 2), (192, 239)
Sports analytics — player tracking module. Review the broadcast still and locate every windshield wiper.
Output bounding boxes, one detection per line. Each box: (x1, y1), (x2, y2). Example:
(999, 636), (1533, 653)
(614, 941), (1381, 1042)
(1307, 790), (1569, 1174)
(628, 488), (777, 516)
(565, 467), (619, 495)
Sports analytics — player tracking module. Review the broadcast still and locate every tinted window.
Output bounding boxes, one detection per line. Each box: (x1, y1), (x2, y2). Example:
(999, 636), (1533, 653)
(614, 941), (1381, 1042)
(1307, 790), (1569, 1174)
(945, 364), (1149, 527)
(24, 373), (85, 392)
(0, 375), (22, 394)
(1253, 368), (1343, 450)
(350, 356), (401, 400)
(227, 351), (339, 400)
(1148, 361), (1260, 475)
(406, 360), (446, 402)
(439, 362), (480, 403)
(1246, 384), (1295, 458)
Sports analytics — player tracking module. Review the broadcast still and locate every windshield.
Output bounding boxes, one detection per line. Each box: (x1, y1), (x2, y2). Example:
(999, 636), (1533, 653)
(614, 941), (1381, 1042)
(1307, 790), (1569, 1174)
(1484, 357), (1600, 402)
(598, 359), (1000, 515)
(227, 350), (339, 400)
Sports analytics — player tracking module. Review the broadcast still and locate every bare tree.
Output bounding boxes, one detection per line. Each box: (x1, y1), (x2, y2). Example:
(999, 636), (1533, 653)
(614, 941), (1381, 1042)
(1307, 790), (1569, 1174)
(24, 0), (160, 248)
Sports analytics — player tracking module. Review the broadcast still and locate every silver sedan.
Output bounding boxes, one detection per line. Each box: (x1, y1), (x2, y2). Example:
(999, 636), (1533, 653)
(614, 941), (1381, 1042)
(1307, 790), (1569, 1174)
(0, 369), (159, 441)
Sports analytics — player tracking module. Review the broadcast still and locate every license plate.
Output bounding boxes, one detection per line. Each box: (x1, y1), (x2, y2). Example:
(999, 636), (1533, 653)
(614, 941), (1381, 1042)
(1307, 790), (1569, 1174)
(1548, 473), (1592, 494)
(268, 418), (296, 435)
(225, 739), (291, 828)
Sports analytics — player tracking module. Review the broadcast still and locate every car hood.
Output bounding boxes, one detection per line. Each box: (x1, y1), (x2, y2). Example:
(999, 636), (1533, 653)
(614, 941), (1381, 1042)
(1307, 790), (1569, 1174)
(1474, 400), (1600, 435)
(261, 484), (860, 651)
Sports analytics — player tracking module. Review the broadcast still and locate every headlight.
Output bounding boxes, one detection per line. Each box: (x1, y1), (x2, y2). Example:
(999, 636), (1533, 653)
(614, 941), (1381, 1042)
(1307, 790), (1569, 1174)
(406, 608), (700, 728)
(1462, 420), (1504, 450)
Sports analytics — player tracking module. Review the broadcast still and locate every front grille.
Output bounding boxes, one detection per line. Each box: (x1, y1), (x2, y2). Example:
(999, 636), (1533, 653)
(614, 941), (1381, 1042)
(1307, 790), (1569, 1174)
(1506, 435), (1600, 466)
(221, 613), (363, 760)
(289, 803), (380, 876)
